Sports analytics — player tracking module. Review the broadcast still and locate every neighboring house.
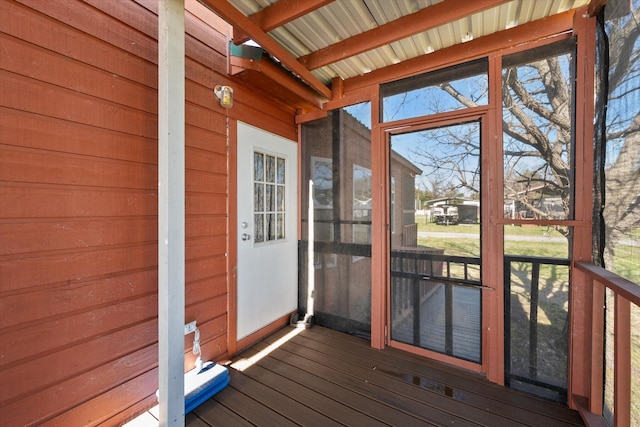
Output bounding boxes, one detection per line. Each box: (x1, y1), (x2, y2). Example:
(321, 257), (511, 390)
(390, 151), (423, 248)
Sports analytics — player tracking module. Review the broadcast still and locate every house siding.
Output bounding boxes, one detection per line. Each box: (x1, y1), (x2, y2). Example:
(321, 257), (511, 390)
(0, 0), (296, 425)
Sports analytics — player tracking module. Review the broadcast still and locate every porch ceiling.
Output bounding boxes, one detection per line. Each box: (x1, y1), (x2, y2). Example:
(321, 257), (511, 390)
(199, 0), (597, 102)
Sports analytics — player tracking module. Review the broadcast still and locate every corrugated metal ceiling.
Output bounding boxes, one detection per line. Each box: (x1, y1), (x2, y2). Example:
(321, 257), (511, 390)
(225, 0), (590, 86)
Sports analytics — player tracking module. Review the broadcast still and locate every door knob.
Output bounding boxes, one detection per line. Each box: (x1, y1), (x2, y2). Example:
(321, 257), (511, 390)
(241, 233), (251, 241)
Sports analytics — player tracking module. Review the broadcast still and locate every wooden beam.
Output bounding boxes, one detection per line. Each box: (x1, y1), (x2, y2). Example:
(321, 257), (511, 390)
(158, 0), (186, 425)
(483, 54), (505, 385)
(298, 0), (511, 71)
(331, 76), (344, 99)
(199, 0), (332, 100)
(370, 89), (386, 351)
(234, 0), (335, 44)
(230, 56), (324, 109)
(587, 0), (607, 17)
(614, 295), (631, 427)
(573, 395), (609, 427)
(344, 9), (576, 94)
(589, 283), (605, 415)
(575, 262), (640, 306)
(569, 6), (597, 407)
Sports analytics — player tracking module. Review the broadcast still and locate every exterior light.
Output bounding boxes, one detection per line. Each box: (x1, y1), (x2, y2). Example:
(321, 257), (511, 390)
(214, 85), (233, 108)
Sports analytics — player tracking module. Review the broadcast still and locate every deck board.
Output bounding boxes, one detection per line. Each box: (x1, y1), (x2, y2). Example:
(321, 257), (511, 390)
(188, 326), (584, 427)
(254, 346), (440, 426)
(193, 399), (254, 427)
(312, 326), (583, 423)
(310, 326), (583, 425)
(227, 371), (341, 427)
(256, 338), (480, 426)
(272, 336), (517, 426)
(239, 362), (388, 426)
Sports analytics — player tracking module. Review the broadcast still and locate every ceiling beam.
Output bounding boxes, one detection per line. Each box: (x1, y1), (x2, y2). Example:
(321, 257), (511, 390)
(298, 0), (511, 71)
(587, 0), (607, 17)
(234, 0), (335, 44)
(230, 56), (324, 109)
(199, 0), (332, 100)
(343, 9), (576, 94)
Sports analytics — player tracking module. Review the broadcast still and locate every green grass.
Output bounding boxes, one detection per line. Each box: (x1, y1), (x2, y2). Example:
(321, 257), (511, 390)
(416, 237), (569, 258)
(415, 215), (566, 238)
(612, 241), (640, 283)
(504, 240), (568, 258)
(418, 224), (569, 259)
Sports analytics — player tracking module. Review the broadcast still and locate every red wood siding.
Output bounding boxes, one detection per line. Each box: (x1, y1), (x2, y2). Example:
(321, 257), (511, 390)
(0, 0), (296, 425)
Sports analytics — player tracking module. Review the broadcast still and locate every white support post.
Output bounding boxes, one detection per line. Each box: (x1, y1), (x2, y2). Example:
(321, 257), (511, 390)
(158, 0), (185, 426)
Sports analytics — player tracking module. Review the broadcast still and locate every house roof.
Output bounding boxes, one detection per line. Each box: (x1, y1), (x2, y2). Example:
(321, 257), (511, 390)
(391, 150), (423, 176)
(200, 0), (596, 104)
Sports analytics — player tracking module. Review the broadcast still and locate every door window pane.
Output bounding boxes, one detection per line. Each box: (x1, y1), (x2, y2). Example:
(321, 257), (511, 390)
(277, 157), (285, 184)
(254, 150), (286, 243)
(266, 155), (275, 182)
(254, 214), (264, 243)
(254, 152), (264, 181)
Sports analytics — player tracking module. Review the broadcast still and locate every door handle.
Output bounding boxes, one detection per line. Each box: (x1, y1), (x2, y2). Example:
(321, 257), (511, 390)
(241, 233), (251, 241)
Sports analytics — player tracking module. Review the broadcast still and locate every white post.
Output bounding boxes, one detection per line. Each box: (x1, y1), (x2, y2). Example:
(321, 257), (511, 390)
(307, 180), (315, 318)
(158, 0), (185, 426)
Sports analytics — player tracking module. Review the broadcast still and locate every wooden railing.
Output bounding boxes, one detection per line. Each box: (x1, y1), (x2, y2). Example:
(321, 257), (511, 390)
(575, 262), (640, 427)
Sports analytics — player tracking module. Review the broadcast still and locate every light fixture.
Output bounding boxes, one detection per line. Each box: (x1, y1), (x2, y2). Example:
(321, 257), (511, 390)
(214, 85), (233, 108)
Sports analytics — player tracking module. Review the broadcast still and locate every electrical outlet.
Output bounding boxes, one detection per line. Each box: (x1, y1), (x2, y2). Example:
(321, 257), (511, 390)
(184, 321), (197, 335)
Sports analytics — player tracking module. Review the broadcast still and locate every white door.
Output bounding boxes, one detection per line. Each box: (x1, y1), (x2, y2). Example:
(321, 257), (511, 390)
(237, 122), (298, 340)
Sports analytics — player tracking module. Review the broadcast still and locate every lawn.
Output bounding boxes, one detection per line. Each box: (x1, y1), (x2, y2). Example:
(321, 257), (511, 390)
(415, 221), (569, 259)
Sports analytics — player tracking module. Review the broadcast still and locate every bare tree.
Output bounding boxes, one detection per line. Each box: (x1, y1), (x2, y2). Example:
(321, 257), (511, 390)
(409, 120), (481, 199)
(403, 6), (639, 255)
(502, 54), (573, 229)
(599, 4), (640, 267)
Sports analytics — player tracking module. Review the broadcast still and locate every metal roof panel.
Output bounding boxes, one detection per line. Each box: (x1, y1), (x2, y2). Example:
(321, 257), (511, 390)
(226, 0), (589, 86)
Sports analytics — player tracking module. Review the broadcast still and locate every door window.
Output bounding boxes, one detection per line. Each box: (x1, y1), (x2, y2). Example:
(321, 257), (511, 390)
(254, 151), (286, 243)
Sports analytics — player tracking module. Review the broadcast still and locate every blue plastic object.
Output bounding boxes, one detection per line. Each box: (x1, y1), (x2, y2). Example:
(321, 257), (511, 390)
(184, 361), (230, 414)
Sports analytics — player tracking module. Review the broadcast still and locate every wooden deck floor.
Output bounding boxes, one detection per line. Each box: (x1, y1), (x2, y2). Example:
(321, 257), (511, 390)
(185, 326), (584, 427)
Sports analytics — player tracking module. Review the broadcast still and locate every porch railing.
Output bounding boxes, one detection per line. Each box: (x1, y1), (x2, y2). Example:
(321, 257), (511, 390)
(390, 249), (481, 361)
(574, 262), (640, 427)
(504, 255), (570, 403)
